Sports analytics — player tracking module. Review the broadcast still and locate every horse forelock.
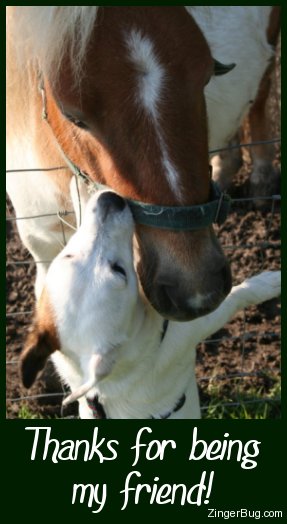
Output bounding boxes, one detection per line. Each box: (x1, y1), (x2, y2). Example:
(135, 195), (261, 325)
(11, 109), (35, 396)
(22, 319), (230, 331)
(9, 6), (99, 82)
(9, 7), (210, 84)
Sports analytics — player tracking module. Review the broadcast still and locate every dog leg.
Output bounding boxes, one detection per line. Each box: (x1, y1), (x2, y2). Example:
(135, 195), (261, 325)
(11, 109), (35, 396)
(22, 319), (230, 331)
(191, 271), (280, 345)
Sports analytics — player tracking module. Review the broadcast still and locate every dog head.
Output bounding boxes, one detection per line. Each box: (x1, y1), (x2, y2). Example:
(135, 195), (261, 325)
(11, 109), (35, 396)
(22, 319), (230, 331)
(20, 190), (139, 389)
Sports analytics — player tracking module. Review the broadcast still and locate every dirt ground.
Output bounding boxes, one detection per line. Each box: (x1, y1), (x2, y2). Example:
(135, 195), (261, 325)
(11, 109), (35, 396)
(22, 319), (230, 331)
(6, 42), (281, 420)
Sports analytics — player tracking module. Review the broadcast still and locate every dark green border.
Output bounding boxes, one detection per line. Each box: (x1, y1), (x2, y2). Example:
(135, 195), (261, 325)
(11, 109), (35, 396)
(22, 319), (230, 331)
(2, 420), (286, 520)
(4, 5), (285, 522)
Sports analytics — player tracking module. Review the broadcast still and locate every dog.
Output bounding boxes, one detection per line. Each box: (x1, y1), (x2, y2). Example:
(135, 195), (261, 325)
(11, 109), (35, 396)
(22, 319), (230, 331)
(20, 190), (281, 419)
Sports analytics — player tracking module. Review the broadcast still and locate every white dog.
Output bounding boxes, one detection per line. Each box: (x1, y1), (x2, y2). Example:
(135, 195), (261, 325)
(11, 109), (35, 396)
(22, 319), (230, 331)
(20, 190), (281, 419)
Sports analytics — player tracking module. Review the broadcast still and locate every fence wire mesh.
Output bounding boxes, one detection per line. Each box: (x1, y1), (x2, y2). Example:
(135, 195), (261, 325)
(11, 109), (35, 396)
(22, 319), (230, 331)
(6, 167), (281, 419)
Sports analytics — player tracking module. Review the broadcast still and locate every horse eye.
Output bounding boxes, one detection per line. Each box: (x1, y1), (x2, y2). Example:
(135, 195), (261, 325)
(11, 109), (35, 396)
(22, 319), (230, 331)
(111, 262), (127, 279)
(65, 113), (89, 130)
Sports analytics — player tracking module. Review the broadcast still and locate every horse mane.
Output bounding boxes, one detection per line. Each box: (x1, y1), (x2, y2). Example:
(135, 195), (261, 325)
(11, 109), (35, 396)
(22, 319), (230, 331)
(8, 6), (99, 80)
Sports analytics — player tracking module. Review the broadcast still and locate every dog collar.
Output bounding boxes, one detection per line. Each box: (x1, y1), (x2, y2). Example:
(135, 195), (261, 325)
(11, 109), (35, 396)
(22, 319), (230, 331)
(86, 396), (107, 419)
(87, 392), (186, 420)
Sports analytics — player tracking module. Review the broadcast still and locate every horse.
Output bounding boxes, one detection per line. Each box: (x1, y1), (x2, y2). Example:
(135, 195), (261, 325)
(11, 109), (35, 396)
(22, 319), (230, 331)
(20, 189), (281, 419)
(203, 7), (280, 196)
(6, 7), (280, 321)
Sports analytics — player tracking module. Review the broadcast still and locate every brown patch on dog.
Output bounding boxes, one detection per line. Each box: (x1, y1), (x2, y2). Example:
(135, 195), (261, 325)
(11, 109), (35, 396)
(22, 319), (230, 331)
(20, 289), (60, 388)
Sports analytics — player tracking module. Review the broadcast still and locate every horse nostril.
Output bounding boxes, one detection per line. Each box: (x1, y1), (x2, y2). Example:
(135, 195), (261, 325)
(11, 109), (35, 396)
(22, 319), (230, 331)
(152, 262), (232, 321)
(98, 191), (126, 220)
(157, 281), (179, 310)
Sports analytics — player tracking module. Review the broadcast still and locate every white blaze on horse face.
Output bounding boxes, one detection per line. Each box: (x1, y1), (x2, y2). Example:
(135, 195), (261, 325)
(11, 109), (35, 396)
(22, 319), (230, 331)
(126, 29), (182, 201)
(127, 29), (164, 118)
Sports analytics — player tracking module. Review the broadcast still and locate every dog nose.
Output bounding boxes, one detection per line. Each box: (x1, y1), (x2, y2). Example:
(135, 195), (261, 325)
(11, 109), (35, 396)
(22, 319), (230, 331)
(97, 191), (126, 220)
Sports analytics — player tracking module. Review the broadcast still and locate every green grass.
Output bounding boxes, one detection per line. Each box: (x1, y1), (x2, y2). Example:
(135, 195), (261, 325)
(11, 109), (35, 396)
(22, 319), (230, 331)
(17, 405), (44, 419)
(202, 379), (281, 419)
(16, 377), (281, 419)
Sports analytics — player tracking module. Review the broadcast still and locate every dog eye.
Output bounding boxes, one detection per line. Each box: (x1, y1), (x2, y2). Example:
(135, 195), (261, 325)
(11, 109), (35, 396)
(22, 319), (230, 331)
(111, 262), (127, 279)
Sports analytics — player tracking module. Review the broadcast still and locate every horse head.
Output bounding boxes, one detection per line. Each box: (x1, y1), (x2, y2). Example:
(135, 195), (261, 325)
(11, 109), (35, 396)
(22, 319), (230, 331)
(39, 7), (233, 320)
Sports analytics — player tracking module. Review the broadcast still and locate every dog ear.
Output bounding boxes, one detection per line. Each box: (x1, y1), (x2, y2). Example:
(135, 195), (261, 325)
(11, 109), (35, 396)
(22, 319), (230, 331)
(20, 328), (58, 388)
(20, 290), (60, 388)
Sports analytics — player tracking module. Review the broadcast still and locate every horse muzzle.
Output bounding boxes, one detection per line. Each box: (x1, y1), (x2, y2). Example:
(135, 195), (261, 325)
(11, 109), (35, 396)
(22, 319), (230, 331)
(150, 263), (231, 321)
(136, 229), (232, 321)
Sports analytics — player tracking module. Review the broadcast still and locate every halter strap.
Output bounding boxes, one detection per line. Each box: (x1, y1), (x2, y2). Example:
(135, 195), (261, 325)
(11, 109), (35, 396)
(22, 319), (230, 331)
(82, 176), (230, 230)
(128, 183), (230, 229)
(60, 150), (231, 230)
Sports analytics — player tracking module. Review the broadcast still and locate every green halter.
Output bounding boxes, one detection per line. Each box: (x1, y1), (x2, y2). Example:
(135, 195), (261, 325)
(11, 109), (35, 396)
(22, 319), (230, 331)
(127, 181), (230, 230)
(71, 161), (231, 231)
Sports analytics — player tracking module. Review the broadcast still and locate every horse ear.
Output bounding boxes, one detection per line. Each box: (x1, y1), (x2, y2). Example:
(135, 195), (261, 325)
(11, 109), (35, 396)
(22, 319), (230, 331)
(214, 59), (236, 76)
(20, 291), (60, 388)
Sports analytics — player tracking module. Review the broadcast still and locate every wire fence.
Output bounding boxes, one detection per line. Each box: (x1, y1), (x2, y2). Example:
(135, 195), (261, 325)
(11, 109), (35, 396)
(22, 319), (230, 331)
(6, 143), (281, 419)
